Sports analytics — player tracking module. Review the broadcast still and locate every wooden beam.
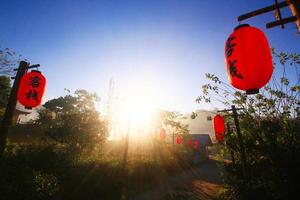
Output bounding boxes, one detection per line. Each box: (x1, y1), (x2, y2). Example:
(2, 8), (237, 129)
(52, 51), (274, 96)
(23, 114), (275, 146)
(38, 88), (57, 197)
(238, 1), (289, 21)
(266, 16), (297, 28)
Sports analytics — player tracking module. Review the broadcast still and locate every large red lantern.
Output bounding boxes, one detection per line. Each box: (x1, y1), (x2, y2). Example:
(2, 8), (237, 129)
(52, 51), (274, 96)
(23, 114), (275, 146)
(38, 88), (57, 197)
(213, 115), (225, 143)
(18, 70), (46, 108)
(225, 24), (273, 94)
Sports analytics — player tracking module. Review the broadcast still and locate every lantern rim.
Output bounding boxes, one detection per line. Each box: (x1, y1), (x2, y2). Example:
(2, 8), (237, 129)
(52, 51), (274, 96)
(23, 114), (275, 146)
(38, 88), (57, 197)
(234, 24), (250, 31)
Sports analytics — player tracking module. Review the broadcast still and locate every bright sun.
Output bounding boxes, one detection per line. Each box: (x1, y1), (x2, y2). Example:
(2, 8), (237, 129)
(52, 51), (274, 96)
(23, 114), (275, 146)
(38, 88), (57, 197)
(126, 97), (155, 127)
(107, 86), (162, 140)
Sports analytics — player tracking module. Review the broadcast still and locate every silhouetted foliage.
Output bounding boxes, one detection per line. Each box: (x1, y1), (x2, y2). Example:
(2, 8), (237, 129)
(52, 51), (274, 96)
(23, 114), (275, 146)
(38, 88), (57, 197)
(0, 76), (11, 107)
(153, 109), (189, 135)
(0, 47), (24, 76)
(0, 47), (24, 120)
(36, 89), (107, 154)
(197, 50), (300, 199)
(0, 76), (11, 120)
(0, 140), (192, 200)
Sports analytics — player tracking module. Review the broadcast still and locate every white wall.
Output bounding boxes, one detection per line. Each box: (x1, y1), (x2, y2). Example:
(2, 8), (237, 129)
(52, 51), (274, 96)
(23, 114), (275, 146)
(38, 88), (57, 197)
(181, 109), (218, 142)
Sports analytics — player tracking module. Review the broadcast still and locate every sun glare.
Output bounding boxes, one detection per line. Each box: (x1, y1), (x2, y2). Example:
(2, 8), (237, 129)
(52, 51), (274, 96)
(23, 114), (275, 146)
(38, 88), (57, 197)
(108, 86), (161, 140)
(119, 95), (157, 140)
(126, 98), (155, 127)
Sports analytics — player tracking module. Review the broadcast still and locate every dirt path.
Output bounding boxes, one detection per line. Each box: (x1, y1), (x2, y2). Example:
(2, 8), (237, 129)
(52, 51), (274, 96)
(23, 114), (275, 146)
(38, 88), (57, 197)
(135, 157), (223, 200)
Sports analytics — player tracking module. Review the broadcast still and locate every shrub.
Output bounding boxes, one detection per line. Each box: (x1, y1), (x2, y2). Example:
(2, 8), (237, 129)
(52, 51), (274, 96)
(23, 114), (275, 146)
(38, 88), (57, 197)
(197, 50), (300, 199)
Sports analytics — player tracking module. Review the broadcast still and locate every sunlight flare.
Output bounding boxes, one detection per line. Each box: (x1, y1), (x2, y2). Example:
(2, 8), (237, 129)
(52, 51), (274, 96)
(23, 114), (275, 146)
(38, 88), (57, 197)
(108, 85), (162, 140)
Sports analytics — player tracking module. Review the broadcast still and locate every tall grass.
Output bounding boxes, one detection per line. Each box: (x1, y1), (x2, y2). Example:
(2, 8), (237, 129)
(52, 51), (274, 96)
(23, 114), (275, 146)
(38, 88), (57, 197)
(0, 140), (198, 200)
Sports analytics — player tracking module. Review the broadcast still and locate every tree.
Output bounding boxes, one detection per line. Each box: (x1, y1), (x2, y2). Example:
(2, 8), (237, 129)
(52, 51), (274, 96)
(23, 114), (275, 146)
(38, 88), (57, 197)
(0, 48), (23, 76)
(0, 76), (11, 120)
(36, 90), (107, 152)
(197, 50), (300, 199)
(153, 109), (189, 135)
(0, 47), (22, 120)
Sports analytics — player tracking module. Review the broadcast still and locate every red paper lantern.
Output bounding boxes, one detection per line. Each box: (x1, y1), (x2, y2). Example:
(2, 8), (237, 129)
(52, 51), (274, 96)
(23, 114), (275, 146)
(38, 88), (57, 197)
(188, 139), (193, 146)
(18, 70), (46, 108)
(214, 115), (225, 142)
(225, 24), (273, 94)
(159, 128), (166, 140)
(176, 135), (183, 144)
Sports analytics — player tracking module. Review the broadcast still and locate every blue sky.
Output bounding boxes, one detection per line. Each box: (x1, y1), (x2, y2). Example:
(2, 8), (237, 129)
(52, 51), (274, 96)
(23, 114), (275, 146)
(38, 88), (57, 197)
(1, 0), (299, 113)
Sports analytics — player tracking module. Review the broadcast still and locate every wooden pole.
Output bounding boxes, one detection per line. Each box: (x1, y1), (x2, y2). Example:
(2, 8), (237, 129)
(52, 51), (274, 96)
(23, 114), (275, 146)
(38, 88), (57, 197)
(287, 0), (300, 31)
(122, 120), (130, 167)
(172, 131), (175, 148)
(231, 105), (247, 178)
(0, 61), (28, 157)
(172, 131), (176, 159)
(226, 123), (235, 166)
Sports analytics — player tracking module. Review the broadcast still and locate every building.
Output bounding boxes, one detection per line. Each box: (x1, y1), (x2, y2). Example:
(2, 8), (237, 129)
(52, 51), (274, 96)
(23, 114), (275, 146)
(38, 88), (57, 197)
(181, 109), (218, 143)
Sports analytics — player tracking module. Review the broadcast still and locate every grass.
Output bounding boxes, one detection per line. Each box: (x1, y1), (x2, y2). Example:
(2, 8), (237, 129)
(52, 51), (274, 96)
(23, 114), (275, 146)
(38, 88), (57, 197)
(0, 141), (200, 200)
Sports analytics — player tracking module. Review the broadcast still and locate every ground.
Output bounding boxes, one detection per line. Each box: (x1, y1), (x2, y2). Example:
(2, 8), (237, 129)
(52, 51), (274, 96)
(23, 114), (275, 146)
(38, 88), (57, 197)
(135, 157), (223, 200)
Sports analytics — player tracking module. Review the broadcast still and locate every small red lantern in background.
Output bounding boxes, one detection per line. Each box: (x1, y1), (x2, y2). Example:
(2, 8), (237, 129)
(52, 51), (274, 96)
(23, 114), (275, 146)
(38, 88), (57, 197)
(159, 128), (166, 140)
(225, 24), (273, 94)
(214, 115), (225, 143)
(18, 70), (46, 109)
(188, 138), (193, 147)
(194, 140), (200, 149)
(176, 135), (183, 144)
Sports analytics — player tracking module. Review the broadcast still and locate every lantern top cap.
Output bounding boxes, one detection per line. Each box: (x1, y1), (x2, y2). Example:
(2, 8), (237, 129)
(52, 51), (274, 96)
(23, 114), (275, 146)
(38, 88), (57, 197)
(234, 24), (250, 31)
(30, 70), (42, 73)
